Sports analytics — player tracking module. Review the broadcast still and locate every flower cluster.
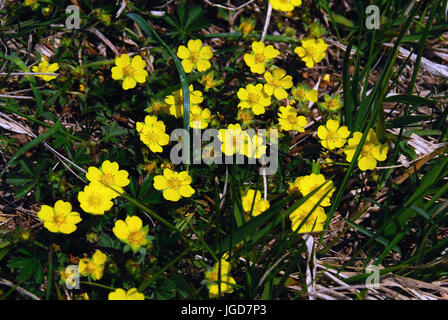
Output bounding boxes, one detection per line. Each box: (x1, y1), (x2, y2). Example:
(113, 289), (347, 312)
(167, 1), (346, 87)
(79, 160), (130, 215)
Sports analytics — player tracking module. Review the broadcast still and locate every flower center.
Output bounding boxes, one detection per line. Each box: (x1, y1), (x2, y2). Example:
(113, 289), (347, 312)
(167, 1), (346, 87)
(53, 213), (66, 225)
(128, 231), (144, 246)
(190, 51), (200, 63)
(122, 65), (135, 78)
(362, 143), (374, 155)
(247, 92), (259, 105)
(254, 53), (265, 64)
(167, 177), (182, 190)
(327, 99), (338, 110)
(287, 114), (297, 125)
(87, 193), (103, 208)
(100, 173), (115, 186)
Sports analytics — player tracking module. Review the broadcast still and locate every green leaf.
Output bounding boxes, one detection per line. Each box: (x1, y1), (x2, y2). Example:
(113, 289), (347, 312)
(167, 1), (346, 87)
(384, 95), (436, 106)
(0, 120), (61, 178)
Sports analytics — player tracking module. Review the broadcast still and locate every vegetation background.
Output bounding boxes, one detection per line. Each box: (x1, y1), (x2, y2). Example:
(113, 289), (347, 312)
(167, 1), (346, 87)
(0, 0), (447, 300)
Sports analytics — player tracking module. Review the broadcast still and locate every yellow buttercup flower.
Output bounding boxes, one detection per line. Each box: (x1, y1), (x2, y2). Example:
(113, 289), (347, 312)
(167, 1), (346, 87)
(237, 83), (271, 115)
(37, 200), (81, 234)
(317, 119), (351, 150)
(319, 93), (343, 112)
(237, 17), (256, 36)
(242, 189), (270, 217)
(144, 100), (170, 115)
(113, 216), (150, 253)
(291, 84), (318, 104)
(177, 39), (213, 73)
(288, 173), (335, 207)
(165, 85), (204, 118)
(200, 72), (222, 91)
(136, 115), (170, 153)
(205, 258), (236, 298)
(108, 288), (144, 300)
(243, 133), (267, 159)
(78, 250), (107, 281)
(244, 41), (280, 74)
(263, 68), (293, 100)
(153, 168), (195, 202)
(294, 38), (328, 68)
(111, 54), (148, 90)
(278, 105), (308, 132)
(86, 160), (130, 198)
(236, 109), (254, 126)
(269, 0), (302, 12)
(290, 200), (327, 233)
(344, 128), (389, 171)
(190, 105), (212, 129)
(78, 182), (114, 215)
(32, 59), (59, 82)
(218, 123), (246, 156)
(24, 0), (39, 10)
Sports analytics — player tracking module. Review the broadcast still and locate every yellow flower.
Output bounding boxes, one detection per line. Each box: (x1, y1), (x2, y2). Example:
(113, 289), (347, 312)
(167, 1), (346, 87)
(242, 189), (270, 217)
(165, 85), (204, 118)
(278, 105), (308, 132)
(108, 288), (145, 300)
(291, 83), (318, 104)
(263, 68), (293, 100)
(200, 72), (221, 91)
(294, 38), (328, 68)
(32, 59), (59, 82)
(111, 54), (148, 90)
(236, 109), (254, 126)
(288, 173), (335, 207)
(153, 168), (195, 202)
(205, 258), (236, 299)
(86, 160), (130, 198)
(190, 105), (212, 129)
(144, 100), (170, 115)
(269, 0), (302, 12)
(237, 83), (271, 115)
(218, 123), (246, 156)
(344, 128), (389, 171)
(243, 133), (267, 159)
(237, 17), (256, 36)
(176, 39), (213, 73)
(78, 250), (107, 281)
(136, 115), (170, 153)
(290, 200), (327, 233)
(317, 119), (350, 150)
(244, 41), (280, 74)
(78, 182), (114, 215)
(37, 200), (81, 234)
(319, 93), (343, 112)
(24, 0), (39, 10)
(113, 216), (149, 253)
